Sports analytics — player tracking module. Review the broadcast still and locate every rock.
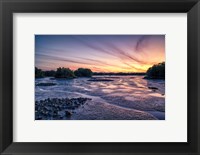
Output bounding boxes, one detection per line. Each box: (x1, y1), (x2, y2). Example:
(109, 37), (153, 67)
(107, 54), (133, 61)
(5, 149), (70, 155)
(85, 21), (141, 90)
(58, 111), (65, 117)
(36, 116), (42, 120)
(36, 83), (57, 86)
(148, 86), (158, 90)
(35, 97), (92, 120)
(53, 111), (58, 116)
(143, 76), (148, 79)
(65, 111), (72, 117)
(44, 106), (51, 111)
(88, 78), (114, 82)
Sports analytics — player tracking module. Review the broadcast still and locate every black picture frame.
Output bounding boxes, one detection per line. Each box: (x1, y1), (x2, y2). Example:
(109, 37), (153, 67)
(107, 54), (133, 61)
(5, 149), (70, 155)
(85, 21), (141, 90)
(0, 0), (200, 154)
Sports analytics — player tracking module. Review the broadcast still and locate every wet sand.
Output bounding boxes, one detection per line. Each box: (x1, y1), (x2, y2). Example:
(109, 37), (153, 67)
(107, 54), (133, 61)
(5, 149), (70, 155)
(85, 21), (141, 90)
(35, 75), (165, 120)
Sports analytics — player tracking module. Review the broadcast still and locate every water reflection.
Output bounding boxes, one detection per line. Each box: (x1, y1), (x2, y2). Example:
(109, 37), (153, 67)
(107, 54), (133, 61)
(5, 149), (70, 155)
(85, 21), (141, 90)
(35, 75), (165, 120)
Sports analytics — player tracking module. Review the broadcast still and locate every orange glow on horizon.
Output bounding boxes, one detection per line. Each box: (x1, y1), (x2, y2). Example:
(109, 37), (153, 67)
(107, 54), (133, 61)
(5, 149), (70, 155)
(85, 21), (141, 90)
(36, 35), (165, 73)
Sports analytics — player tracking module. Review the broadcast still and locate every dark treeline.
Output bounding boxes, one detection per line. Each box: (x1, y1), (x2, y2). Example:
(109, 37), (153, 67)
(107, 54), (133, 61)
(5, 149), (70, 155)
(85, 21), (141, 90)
(35, 67), (93, 78)
(36, 62), (165, 79)
(74, 68), (93, 77)
(145, 62), (165, 79)
(35, 67), (45, 78)
(55, 67), (76, 79)
(44, 70), (56, 77)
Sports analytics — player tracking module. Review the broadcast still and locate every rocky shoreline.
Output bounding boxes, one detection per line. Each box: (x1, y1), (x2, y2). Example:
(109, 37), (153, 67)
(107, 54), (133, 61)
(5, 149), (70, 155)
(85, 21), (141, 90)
(88, 77), (114, 82)
(36, 82), (57, 86)
(35, 97), (92, 120)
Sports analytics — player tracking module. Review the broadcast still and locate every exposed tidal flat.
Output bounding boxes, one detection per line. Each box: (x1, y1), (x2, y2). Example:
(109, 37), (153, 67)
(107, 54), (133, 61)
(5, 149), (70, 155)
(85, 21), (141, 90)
(35, 75), (165, 120)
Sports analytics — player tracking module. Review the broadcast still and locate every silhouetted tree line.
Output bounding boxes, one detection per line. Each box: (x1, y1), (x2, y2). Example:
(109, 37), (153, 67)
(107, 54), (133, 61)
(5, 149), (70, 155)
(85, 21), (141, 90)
(145, 62), (165, 79)
(36, 62), (165, 79)
(44, 70), (56, 77)
(55, 67), (75, 79)
(35, 67), (45, 78)
(74, 68), (93, 77)
(35, 67), (93, 79)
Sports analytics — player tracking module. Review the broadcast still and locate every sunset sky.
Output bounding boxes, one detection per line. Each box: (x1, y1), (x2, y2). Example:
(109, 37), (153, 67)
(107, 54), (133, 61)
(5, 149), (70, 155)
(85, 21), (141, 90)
(35, 35), (165, 73)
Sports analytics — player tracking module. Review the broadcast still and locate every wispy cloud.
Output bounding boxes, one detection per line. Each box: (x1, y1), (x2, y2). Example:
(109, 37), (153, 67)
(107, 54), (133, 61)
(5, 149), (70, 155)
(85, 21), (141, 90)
(135, 36), (147, 51)
(35, 35), (165, 72)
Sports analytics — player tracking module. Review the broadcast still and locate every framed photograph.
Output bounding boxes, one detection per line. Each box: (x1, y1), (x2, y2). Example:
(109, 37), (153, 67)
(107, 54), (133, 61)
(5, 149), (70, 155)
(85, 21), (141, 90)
(0, 0), (200, 154)
(35, 34), (165, 121)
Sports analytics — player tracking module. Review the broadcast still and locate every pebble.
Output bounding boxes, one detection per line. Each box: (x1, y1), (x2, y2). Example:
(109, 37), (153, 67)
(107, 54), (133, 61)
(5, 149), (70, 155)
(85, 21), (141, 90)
(35, 97), (91, 120)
